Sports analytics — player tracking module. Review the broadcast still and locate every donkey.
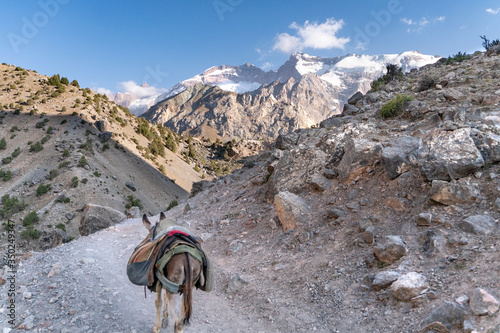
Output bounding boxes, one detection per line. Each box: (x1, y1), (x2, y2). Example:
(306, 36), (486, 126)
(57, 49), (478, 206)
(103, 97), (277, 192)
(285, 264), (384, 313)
(142, 213), (202, 333)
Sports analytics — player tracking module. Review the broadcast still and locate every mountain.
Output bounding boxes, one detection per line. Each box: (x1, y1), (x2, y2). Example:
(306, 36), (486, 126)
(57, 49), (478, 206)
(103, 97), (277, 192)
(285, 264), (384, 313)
(141, 51), (440, 139)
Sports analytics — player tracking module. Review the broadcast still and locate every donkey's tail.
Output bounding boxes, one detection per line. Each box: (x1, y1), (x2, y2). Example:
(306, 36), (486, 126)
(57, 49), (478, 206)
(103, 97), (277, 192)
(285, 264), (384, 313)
(181, 252), (193, 326)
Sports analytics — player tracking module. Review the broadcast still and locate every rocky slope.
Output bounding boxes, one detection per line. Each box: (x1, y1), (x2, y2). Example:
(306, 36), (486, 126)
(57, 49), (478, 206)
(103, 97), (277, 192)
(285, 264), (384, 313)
(2, 48), (500, 333)
(142, 51), (440, 140)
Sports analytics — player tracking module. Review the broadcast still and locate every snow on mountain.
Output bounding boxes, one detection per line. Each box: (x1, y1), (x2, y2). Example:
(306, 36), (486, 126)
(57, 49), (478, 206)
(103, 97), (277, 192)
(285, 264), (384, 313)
(115, 51), (440, 115)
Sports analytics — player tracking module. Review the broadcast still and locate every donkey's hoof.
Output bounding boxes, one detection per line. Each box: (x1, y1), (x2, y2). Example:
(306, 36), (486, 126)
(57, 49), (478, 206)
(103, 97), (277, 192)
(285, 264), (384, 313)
(162, 317), (169, 328)
(153, 325), (160, 333)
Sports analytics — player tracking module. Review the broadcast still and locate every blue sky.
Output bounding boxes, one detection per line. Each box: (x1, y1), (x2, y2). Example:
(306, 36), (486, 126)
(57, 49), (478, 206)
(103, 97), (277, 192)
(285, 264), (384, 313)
(1, 0), (499, 97)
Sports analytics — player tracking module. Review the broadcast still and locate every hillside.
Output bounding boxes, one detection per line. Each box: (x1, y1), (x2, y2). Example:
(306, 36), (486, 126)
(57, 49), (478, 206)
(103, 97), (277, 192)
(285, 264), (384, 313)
(0, 64), (236, 252)
(2, 46), (500, 333)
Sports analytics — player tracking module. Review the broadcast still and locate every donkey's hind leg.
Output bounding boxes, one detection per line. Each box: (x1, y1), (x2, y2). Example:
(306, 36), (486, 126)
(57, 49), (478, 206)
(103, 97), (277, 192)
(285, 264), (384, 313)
(161, 290), (169, 328)
(153, 281), (163, 333)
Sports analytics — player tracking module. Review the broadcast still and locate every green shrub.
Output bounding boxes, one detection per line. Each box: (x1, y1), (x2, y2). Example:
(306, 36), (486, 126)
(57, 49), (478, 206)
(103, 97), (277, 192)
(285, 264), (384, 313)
(60, 77), (69, 85)
(21, 227), (41, 239)
(77, 155), (89, 167)
(22, 211), (39, 227)
(36, 183), (52, 196)
(446, 52), (470, 65)
(41, 135), (51, 144)
(61, 106), (67, 112)
(48, 169), (59, 180)
(0, 137), (6, 150)
(30, 142), (43, 152)
(1, 170), (12, 181)
(480, 35), (500, 51)
(380, 94), (414, 119)
(418, 76), (437, 92)
(55, 223), (66, 232)
(47, 126), (53, 134)
(0, 194), (27, 219)
(81, 178), (88, 184)
(125, 195), (143, 209)
(188, 144), (196, 159)
(371, 63), (404, 92)
(62, 149), (70, 158)
(71, 176), (79, 188)
(149, 136), (166, 157)
(11, 147), (21, 158)
(59, 161), (70, 168)
(2, 156), (12, 164)
(70, 80), (79, 88)
(166, 200), (178, 211)
(93, 171), (100, 177)
(10, 126), (18, 132)
(79, 138), (94, 153)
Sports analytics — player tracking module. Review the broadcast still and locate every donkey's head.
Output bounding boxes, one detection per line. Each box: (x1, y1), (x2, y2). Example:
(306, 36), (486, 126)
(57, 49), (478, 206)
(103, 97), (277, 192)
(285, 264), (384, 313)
(142, 212), (166, 239)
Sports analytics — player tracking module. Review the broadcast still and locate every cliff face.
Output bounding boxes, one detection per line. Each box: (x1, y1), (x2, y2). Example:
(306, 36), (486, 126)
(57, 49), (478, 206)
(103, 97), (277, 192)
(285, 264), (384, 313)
(142, 51), (440, 139)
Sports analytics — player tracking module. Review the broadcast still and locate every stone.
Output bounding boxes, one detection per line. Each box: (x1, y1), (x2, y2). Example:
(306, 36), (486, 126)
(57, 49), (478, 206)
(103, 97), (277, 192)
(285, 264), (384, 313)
(343, 103), (359, 115)
(274, 192), (310, 231)
(463, 320), (474, 333)
(125, 181), (137, 191)
(416, 213), (432, 226)
(443, 88), (465, 101)
(66, 212), (75, 220)
(320, 116), (352, 129)
(98, 131), (113, 143)
(348, 91), (364, 105)
(227, 240), (243, 255)
(183, 203), (192, 214)
(362, 226), (376, 244)
(365, 92), (379, 104)
(48, 262), (62, 277)
(429, 235), (447, 256)
(469, 288), (499, 316)
(381, 136), (421, 179)
(372, 271), (400, 291)
(323, 168), (338, 179)
(460, 215), (497, 235)
(384, 197), (406, 212)
(94, 119), (110, 132)
(429, 180), (476, 206)
(276, 132), (300, 150)
(420, 301), (466, 331)
(226, 274), (248, 293)
(79, 204), (127, 236)
(374, 235), (407, 264)
(417, 128), (484, 181)
(337, 137), (382, 183)
(310, 173), (331, 191)
(391, 272), (428, 301)
(326, 208), (344, 220)
(39, 229), (68, 250)
(126, 206), (141, 218)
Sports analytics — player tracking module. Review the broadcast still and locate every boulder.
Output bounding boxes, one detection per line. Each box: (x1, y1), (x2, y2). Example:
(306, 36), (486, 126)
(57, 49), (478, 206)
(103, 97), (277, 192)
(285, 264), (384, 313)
(79, 204), (127, 236)
(94, 119), (111, 132)
(429, 180), (477, 205)
(266, 147), (327, 201)
(391, 272), (428, 301)
(98, 131), (113, 143)
(274, 192), (310, 231)
(417, 128), (484, 181)
(372, 271), (400, 291)
(276, 132), (300, 150)
(39, 229), (68, 250)
(420, 301), (466, 331)
(343, 103), (359, 116)
(469, 288), (499, 316)
(460, 215), (497, 235)
(374, 235), (407, 264)
(443, 88), (465, 101)
(365, 92), (379, 104)
(347, 91), (364, 105)
(125, 181), (137, 192)
(381, 136), (421, 179)
(416, 212), (432, 226)
(337, 137), (382, 183)
(320, 115), (352, 129)
(126, 206), (141, 218)
(310, 173), (331, 191)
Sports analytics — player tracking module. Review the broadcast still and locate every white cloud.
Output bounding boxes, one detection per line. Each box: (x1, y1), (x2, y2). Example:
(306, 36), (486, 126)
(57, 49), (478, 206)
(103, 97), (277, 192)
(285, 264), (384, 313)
(401, 16), (445, 33)
(486, 8), (500, 14)
(117, 81), (167, 98)
(261, 62), (274, 70)
(273, 18), (350, 53)
(94, 87), (113, 95)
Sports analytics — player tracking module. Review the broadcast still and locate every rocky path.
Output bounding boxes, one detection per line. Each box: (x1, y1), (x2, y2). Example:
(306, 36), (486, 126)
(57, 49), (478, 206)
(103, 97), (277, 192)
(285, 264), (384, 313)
(1, 216), (271, 333)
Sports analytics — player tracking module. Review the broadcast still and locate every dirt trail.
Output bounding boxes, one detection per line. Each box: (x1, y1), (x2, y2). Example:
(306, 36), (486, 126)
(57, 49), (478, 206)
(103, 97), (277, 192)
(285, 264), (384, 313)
(1, 216), (272, 333)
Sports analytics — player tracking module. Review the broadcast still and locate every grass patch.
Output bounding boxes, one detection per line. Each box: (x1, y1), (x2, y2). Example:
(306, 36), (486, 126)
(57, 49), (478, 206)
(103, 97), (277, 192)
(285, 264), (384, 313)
(125, 195), (143, 209)
(380, 94), (414, 119)
(166, 200), (178, 211)
(22, 211), (39, 227)
(36, 183), (52, 196)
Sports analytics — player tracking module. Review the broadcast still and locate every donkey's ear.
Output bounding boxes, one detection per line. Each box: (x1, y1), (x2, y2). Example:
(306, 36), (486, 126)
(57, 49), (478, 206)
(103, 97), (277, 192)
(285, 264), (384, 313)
(160, 212), (166, 221)
(142, 214), (153, 230)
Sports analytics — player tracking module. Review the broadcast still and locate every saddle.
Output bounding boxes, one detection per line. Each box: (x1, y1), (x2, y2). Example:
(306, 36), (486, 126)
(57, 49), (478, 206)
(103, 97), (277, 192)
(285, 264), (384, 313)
(127, 219), (212, 293)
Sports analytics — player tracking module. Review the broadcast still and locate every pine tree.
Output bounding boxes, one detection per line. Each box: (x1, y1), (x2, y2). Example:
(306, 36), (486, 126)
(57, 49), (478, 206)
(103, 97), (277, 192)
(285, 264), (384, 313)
(0, 137), (6, 150)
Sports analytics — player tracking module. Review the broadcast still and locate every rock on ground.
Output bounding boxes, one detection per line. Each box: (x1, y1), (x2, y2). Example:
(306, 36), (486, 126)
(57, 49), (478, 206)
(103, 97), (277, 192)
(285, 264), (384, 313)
(391, 272), (428, 301)
(79, 204), (127, 236)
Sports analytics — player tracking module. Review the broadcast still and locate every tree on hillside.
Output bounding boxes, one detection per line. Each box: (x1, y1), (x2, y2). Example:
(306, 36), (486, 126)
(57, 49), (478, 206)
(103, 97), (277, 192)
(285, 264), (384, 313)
(0, 137), (6, 150)
(480, 35), (500, 51)
(165, 132), (177, 153)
